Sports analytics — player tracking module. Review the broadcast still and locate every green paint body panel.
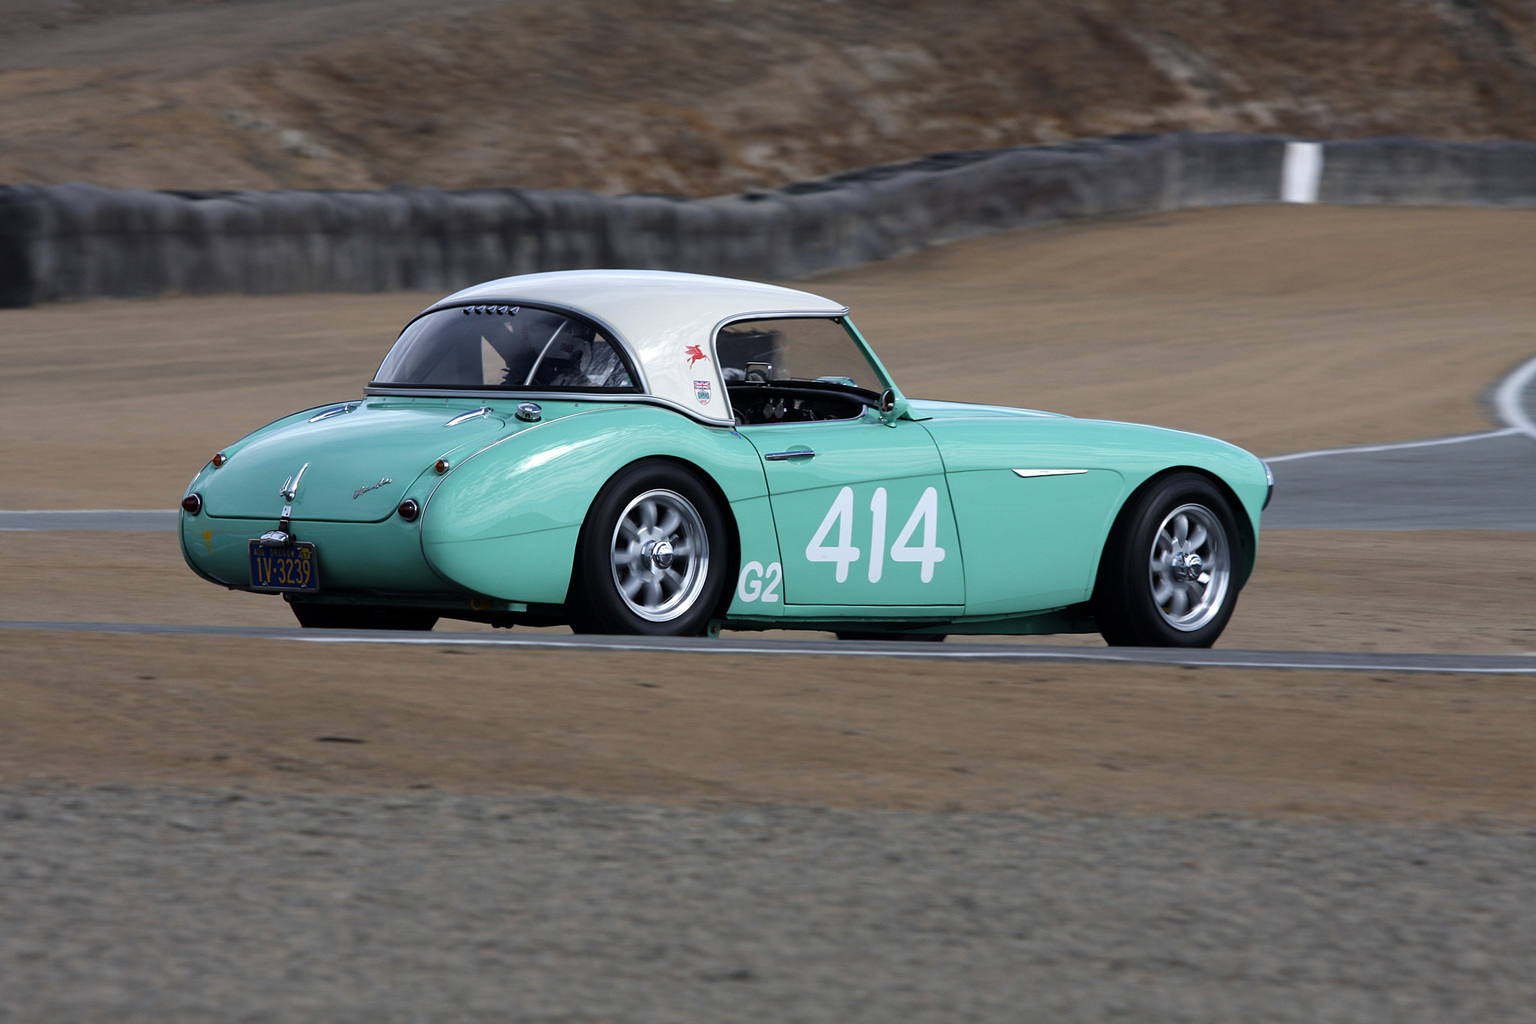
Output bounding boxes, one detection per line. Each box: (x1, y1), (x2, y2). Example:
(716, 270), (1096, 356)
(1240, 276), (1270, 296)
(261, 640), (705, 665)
(196, 398), (515, 523)
(943, 468), (1125, 614)
(915, 405), (1270, 607)
(419, 404), (777, 607)
(739, 414), (964, 607)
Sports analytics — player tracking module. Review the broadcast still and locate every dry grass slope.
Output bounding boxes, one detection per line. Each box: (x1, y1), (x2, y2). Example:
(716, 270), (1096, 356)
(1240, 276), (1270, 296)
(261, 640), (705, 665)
(2, 0), (1535, 194)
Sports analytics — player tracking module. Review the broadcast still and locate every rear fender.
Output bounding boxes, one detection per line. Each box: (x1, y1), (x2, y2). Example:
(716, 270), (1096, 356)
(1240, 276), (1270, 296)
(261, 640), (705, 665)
(419, 406), (774, 605)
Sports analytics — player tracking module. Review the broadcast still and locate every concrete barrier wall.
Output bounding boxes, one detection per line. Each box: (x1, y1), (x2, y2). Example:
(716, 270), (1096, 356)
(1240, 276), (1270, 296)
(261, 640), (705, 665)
(0, 132), (1532, 307)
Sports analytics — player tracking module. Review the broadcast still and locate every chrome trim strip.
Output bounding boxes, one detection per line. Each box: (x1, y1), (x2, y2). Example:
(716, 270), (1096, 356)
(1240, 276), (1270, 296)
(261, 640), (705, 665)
(1011, 468), (1088, 478)
(362, 388), (733, 429)
(764, 449), (816, 461)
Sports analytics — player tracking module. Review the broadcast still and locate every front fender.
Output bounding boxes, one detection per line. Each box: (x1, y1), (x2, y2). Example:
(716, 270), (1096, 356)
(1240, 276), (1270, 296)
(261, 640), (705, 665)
(419, 405), (773, 605)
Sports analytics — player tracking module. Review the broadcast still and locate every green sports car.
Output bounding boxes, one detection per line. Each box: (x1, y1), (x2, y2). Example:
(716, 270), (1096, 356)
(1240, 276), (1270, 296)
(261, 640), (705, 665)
(180, 270), (1271, 646)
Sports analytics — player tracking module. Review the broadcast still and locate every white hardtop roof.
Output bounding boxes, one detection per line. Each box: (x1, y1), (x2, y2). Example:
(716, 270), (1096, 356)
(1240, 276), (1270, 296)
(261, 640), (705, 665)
(435, 270), (850, 425)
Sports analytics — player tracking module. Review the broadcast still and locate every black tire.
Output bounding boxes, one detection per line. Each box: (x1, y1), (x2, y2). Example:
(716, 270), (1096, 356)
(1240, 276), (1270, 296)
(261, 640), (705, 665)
(572, 460), (729, 636)
(290, 603), (439, 631)
(1091, 472), (1242, 648)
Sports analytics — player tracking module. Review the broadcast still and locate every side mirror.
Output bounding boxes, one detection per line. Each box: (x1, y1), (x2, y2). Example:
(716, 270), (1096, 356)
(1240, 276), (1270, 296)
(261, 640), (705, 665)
(879, 389), (904, 425)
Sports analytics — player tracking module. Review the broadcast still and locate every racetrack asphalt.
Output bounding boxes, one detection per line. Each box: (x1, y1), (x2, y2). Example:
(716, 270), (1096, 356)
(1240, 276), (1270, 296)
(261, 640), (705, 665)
(1264, 428), (1536, 530)
(3, 619), (1533, 675)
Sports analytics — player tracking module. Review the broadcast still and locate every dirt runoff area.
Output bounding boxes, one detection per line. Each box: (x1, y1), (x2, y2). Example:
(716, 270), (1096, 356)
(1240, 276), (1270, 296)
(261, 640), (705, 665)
(2, 205), (1535, 823)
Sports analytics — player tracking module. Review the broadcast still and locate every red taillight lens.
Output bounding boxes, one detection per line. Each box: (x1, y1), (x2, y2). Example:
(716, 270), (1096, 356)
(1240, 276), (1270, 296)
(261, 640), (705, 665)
(181, 493), (203, 515)
(397, 498), (420, 522)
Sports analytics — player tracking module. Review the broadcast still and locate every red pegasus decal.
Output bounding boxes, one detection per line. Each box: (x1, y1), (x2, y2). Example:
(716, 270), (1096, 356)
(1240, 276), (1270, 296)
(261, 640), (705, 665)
(685, 344), (707, 367)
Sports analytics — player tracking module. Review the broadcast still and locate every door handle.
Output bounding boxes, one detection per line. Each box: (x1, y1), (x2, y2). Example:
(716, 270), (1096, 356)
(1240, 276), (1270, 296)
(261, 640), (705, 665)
(764, 448), (816, 461)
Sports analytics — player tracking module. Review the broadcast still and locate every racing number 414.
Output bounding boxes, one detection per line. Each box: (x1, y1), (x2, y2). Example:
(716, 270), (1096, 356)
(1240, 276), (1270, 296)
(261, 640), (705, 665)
(806, 485), (946, 584)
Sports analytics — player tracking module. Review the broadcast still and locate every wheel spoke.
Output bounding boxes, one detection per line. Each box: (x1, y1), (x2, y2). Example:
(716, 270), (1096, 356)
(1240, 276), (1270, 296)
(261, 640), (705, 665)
(1186, 524), (1208, 551)
(1152, 579), (1175, 604)
(657, 508), (681, 538)
(620, 574), (645, 599)
(1168, 587), (1190, 617)
(638, 500), (657, 529)
(1172, 513), (1189, 543)
(642, 580), (663, 607)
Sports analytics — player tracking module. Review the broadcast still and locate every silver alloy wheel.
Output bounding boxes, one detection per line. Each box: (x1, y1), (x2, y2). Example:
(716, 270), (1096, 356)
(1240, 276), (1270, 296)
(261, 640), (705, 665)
(1147, 502), (1231, 632)
(609, 488), (710, 622)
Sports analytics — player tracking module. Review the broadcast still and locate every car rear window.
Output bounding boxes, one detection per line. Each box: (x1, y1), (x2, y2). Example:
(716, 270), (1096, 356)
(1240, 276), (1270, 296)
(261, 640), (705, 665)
(373, 305), (637, 391)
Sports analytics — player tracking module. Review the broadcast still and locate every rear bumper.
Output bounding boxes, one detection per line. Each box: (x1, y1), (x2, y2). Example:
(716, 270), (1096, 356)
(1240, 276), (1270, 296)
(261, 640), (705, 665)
(179, 512), (458, 595)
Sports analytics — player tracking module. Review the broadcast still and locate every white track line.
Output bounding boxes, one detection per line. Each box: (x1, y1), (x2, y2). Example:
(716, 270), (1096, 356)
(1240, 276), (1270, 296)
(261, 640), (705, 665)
(1265, 427), (1523, 463)
(1493, 353), (1536, 440)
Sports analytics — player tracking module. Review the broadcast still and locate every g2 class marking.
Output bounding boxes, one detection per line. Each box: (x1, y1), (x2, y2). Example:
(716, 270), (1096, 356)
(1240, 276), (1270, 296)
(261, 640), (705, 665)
(736, 561), (783, 603)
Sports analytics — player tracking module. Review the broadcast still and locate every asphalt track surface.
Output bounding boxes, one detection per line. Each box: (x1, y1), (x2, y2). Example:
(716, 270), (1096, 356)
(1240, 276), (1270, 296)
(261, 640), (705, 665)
(3, 619), (1535, 675)
(1264, 428), (1536, 530)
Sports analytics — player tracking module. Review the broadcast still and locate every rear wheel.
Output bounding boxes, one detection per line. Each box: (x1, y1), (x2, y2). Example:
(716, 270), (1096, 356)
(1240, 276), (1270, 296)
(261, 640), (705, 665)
(289, 603), (439, 631)
(572, 461), (729, 636)
(1092, 473), (1240, 648)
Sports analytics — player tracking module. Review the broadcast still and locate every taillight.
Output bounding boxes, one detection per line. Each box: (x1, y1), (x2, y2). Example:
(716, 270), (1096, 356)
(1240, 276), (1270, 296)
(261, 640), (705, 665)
(181, 493), (203, 515)
(397, 498), (420, 522)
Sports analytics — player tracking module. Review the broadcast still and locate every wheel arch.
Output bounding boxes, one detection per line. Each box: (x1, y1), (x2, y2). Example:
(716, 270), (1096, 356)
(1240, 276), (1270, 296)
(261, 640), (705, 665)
(1097, 466), (1258, 593)
(567, 453), (743, 620)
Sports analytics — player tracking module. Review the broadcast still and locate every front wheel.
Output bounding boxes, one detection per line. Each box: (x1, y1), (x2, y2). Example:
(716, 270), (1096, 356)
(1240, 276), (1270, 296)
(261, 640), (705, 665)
(572, 461), (729, 636)
(1091, 473), (1241, 648)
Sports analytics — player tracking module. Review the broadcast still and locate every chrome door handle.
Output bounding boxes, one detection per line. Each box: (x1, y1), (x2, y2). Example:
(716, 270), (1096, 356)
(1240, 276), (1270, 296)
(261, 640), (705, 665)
(764, 449), (816, 461)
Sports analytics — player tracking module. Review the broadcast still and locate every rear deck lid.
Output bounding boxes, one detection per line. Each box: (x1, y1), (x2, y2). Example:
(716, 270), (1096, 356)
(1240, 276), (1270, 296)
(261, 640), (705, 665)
(201, 401), (511, 523)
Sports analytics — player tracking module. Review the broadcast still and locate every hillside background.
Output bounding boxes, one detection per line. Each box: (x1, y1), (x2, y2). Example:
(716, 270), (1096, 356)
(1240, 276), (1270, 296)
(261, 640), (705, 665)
(3, 0), (1535, 196)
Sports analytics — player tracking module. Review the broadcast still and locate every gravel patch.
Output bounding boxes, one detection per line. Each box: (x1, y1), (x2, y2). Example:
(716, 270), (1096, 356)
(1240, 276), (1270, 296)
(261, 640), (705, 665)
(2, 787), (1534, 1023)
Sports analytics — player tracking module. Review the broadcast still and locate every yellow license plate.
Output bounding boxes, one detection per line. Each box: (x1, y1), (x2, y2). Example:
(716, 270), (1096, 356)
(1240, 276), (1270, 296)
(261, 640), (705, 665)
(249, 541), (319, 592)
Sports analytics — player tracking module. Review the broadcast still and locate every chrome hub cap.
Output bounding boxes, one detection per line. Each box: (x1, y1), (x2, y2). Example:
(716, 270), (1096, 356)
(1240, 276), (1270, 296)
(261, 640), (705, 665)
(1170, 551), (1204, 582)
(610, 489), (709, 622)
(641, 539), (674, 571)
(1148, 503), (1231, 632)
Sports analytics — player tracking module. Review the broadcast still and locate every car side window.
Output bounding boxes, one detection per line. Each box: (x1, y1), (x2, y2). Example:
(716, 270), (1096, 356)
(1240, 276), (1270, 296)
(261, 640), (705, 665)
(719, 317), (883, 425)
(376, 306), (636, 391)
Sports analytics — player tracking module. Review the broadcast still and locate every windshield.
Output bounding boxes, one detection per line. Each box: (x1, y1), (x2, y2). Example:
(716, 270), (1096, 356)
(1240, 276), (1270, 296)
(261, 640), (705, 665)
(716, 317), (884, 394)
(373, 305), (637, 391)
